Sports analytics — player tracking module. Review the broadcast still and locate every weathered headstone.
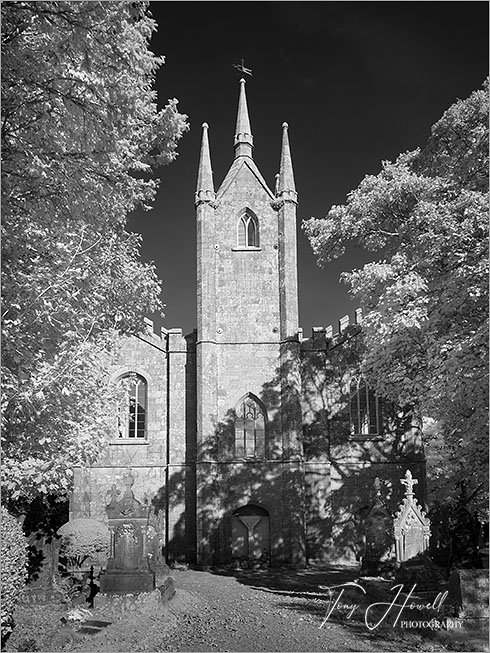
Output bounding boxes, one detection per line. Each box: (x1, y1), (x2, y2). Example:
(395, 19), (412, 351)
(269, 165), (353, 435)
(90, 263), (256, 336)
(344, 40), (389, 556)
(450, 507), (481, 567)
(360, 478), (395, 576)
(99, 471), (155, 594)
(394, 470), (430, 563)
(446, 569), (489, 630)
(146, 522), (171, 585)
(19, 534), (65, 605)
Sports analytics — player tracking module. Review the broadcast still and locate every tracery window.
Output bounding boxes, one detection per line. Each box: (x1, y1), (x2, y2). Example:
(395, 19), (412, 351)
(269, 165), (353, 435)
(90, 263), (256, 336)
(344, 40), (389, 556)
(117, 373), (147, 439)
(349, 378), (382, 437)
(234, 394), (266, 458)
(237, 210), (259, 248)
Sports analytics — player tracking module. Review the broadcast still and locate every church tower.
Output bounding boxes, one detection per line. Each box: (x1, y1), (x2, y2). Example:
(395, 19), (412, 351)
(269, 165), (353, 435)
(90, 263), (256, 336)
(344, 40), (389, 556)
(194, 79), (305, 566)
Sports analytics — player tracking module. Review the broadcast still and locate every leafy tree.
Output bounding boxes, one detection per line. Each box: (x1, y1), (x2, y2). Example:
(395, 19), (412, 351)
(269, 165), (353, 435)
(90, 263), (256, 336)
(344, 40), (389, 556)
(1, 1), (188, 503)
(303, 81), (488, 515)
(1, 508), (28, 640)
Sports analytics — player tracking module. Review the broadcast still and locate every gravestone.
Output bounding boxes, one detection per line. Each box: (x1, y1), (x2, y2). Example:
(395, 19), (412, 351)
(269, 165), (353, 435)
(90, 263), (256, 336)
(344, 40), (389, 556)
(446, 569), (489, 629)
(450, 507), (481, 567)
(146, 521), (171, 585)
(19, 534), (65, 605)
(99, 471), (155, 594)
(394, 470), (430, 563)
(360, 478), (395, 576)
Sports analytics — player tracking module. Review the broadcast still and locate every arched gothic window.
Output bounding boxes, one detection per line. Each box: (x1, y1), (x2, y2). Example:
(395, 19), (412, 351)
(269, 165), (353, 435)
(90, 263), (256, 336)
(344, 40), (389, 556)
(349, 378), (381, 437)
(237, 210), (259, 248)
(234, 394), (266, 458)
(117, 373), (147, 439)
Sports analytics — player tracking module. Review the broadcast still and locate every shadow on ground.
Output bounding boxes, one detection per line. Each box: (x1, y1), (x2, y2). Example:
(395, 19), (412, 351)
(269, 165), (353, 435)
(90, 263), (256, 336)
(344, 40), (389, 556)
(210, 564), (488, 652)
(212, 563), (359, 597)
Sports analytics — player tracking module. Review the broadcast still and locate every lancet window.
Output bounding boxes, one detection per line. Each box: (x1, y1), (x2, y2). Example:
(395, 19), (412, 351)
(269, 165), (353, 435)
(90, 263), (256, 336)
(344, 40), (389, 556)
(349, 377), (382, 437)
(117, 373), (147, 439)
(237, 210), (259, 248)
(234, 394), (266, 458)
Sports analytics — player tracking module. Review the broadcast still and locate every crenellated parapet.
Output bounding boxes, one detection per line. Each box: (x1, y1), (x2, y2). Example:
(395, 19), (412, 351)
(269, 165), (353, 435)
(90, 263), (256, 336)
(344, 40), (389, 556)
(137, 317), (167, 344)
(136, 318), (195, 353)
(300, 308), (363, 352)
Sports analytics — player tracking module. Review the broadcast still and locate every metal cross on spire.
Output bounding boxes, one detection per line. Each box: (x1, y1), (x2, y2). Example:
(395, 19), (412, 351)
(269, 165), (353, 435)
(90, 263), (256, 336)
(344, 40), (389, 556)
(233, 58), (252, 76)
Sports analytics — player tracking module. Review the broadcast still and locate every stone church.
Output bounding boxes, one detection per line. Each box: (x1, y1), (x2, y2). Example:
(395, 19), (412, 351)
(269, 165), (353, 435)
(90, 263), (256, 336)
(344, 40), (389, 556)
(70, 80), (426, 567)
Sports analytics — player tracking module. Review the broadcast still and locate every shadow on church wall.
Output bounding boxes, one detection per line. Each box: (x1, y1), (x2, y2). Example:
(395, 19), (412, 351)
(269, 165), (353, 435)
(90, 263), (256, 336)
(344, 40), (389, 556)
(162, 326), (425, 567)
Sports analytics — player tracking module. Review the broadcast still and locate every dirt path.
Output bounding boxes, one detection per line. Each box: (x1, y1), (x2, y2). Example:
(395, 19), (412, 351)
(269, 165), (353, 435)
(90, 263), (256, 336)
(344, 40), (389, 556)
(67, 566), (467, 652)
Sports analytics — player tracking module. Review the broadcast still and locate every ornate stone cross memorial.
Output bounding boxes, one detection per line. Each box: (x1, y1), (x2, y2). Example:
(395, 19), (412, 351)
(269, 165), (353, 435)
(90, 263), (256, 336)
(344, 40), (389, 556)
(99, 471), (155, 594)
(394, 470), (431, 563)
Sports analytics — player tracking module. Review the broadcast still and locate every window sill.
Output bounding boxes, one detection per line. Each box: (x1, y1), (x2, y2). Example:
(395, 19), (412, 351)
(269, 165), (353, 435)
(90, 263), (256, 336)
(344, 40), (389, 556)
(231, 246), (262, 251)
(109, 439), (149, 445)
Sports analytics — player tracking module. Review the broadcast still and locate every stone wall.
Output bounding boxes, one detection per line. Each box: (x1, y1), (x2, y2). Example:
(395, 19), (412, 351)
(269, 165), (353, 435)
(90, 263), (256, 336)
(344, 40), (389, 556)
(194, 460), (305, 566)
(70, 313), (427, 568)
(70, 324), (195, 566)
(300, 321), (426, 563)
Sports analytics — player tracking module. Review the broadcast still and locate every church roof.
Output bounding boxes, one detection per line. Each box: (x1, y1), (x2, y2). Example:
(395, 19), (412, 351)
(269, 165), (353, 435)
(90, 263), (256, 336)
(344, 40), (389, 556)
(217, 155), (274, 199)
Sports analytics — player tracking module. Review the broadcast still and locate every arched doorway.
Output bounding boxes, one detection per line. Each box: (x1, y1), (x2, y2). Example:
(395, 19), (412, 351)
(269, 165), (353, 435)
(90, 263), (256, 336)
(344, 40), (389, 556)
(231, 504), (270, 564)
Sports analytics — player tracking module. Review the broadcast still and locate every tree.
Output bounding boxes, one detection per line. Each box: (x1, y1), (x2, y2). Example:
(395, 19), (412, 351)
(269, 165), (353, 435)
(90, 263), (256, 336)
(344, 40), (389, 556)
(1, 1), (188, 503)
(303, 81), (488, 515)
(1, 508), (28, 640)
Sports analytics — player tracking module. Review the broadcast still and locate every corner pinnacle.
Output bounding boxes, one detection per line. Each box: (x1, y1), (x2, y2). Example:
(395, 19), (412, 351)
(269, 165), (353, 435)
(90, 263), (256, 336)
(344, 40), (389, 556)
(277, 122), (297, 201)
(195, 122), (215, 205)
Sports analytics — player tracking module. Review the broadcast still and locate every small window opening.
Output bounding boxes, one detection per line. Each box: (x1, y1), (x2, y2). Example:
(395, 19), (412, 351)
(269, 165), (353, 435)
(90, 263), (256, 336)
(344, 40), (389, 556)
(117, 373), (147, 439)
(234, 394), (266, 457)
(237, 211), (259, 248)
(349, 378), (381, 437)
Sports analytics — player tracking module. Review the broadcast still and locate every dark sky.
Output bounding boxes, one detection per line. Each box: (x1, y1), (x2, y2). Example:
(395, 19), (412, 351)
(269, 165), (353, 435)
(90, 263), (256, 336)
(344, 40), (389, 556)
(128, 1), (488, 337)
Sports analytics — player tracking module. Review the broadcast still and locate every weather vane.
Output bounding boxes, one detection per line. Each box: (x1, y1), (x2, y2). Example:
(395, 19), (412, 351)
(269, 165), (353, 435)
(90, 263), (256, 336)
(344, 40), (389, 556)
(233, 58), (252, 76)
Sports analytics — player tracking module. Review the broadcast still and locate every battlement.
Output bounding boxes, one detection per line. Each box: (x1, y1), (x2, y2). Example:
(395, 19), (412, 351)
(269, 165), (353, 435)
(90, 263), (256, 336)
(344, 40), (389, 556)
(139, 316), (167, 341)
(139, 318), (195, 350)
(300, 308), (363, 350)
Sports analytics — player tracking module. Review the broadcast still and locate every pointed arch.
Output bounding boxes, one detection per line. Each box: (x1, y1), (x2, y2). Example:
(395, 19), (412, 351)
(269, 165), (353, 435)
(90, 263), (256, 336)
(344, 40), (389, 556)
(231, 503), (270, 563)
(236, 208), (259, 248)
(234, 393), (266, 458)
(349, 377), (381, 437)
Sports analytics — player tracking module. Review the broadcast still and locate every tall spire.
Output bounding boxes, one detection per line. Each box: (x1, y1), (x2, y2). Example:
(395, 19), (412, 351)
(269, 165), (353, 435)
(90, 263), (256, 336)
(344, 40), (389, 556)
(276, 122), (297, 203)
(195, 122), (215, 205)
(234, 78), (253, 159)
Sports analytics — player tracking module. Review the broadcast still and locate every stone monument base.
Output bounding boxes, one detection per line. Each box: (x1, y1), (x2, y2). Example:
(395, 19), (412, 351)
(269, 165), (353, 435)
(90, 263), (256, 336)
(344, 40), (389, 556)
(99, 570), (155, 594)
(94, 579), (175, 617)
(18, 587), (66, 605)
